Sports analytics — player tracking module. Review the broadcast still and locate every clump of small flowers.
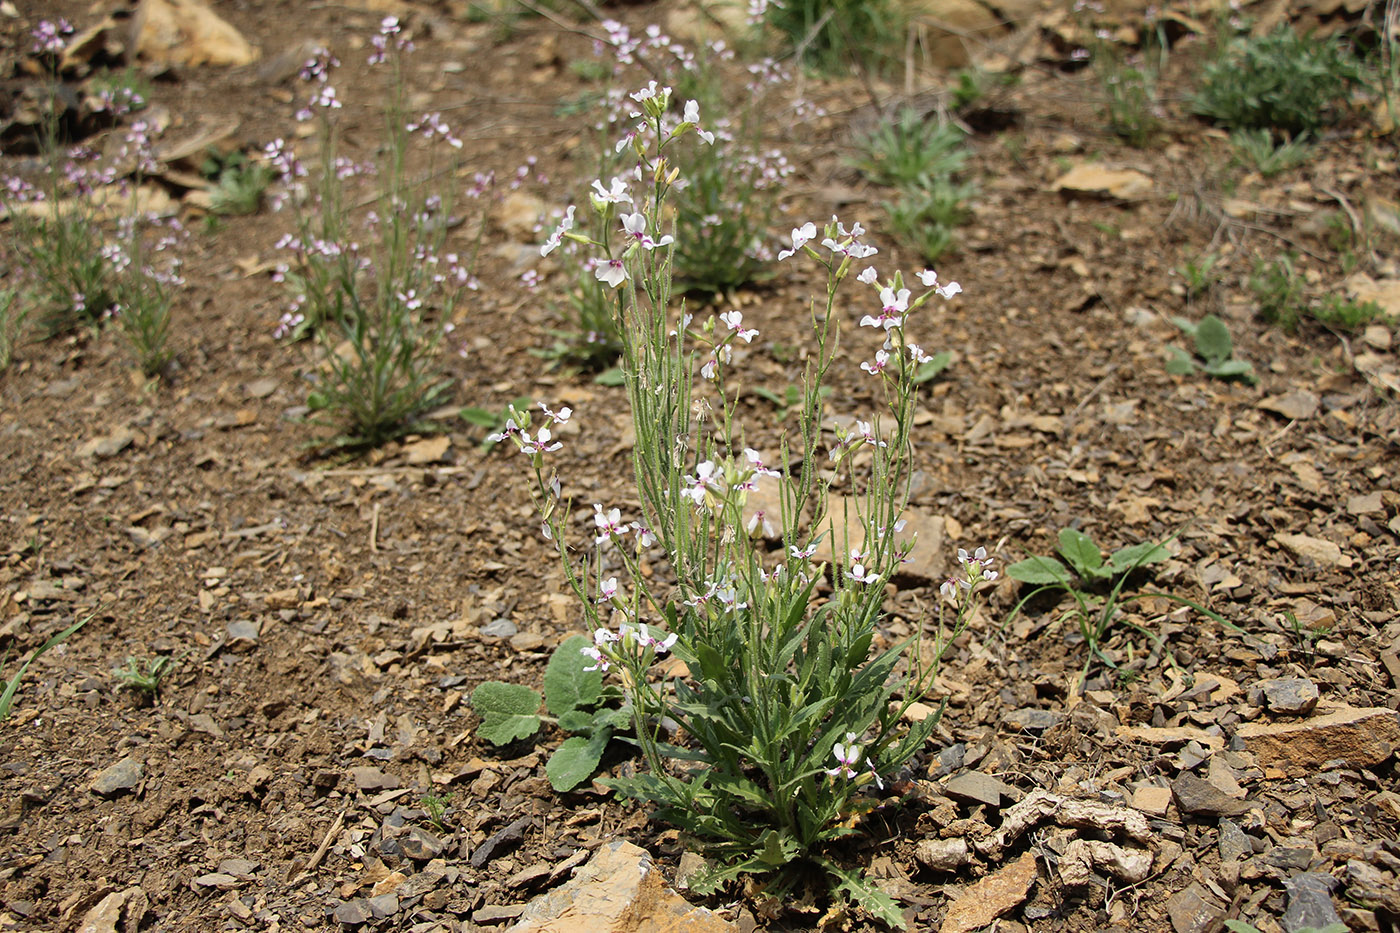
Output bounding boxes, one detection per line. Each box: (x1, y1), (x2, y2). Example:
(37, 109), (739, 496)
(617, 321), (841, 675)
(508, 83), (985, 925)
(267, 20), (483, 448)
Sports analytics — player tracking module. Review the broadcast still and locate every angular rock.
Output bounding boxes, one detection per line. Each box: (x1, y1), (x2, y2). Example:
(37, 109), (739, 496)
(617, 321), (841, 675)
(366, 894), (399, 920)
(91, 757), (144, 798)
(134, 0), (260, 68)
(1002, 708), (1063, 732)
(77, 887), (145, 933)
(1273, 533), (1353, 570)
(945, 770), (1020, 808)
(1260, 675), (1321, 711)
(1166, 883), (1225, 933)
(1258, 390), (1320, 421)
(507, 839), (736, 933)
(1235, 706), (1400, 776)
(1130, 785), (1172, 818)
(78, 430), (135, 459)
(348, 766), (399, 792)
(403, 435), (451, 465)
(1282, 872), (1341, 933)
(226, 620), (260, 649)
(1171, 773), (1251, 818)
(939, 851), (1038, 933)
(1218, 820), (1251, 862)
(333, 898), (373, 926)
(400, 826), (445, 861)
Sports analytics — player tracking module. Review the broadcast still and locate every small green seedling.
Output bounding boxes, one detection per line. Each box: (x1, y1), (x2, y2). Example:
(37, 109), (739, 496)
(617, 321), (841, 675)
(1167, 314), (1258, 384)
(114, 652), (185, 703)
(1229, 128), (1315, 177)
(420, 791), (452, 831)
(469, 634), (631, 791)
(1, 615), (92, 721)
(1175, 252), (1224, 301)
(1006, 529), (1235, 689)
(201, 149), (273, 217)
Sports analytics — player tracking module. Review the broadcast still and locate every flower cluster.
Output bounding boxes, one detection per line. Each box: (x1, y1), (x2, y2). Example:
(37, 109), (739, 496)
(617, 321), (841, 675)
(31, 19), (72, 55)
(940, 546), (999, 601)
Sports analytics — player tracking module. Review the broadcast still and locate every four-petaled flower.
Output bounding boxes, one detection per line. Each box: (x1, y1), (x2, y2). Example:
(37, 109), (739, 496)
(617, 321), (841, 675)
(790, 543), (817, 560)
(635, 623), (678, 654)
(777, 222), (817, 261)
(521, 427), (562, 455)
(720, 311), (758, 342)
(860, 287), (909, 330)
(857, 266), (879, 284)
(598, 577), (618, 603)
(682, 99), (715, 145)
(485, 418), (519, 444)
(850, 563), (879, 585)
(580, 645), (610, 672)
(685, 461), (721, 507)
(861, 349), (890, 376)
(621, 212), (673, 250)
(591, 177), (631, 205)
(917, 269), (962, 299)
(595, 259), (628, 288)
(541, 205), (575, 257)
(744, 448), (779, 478)
(539, 402), (572, 424)
(593, 505), (629, 545)
(827, 733), (862, 779)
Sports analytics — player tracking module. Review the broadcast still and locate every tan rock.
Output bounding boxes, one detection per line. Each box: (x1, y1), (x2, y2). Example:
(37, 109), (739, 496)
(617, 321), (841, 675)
(939, 851), (1038, 933)
(812, 498), (948, 583)
(1345, 274), (1400, 317)
(1236, 706), (1400, 776)
(495, 191), (547, 243)
(1052, 163), (1153, 200)
(508, 840), (736, 933)
(1273, 533), (1353, 570)
(403, 435), (451, 465)
(903, 0), (1006, 68)
(133, 0), (260, 68)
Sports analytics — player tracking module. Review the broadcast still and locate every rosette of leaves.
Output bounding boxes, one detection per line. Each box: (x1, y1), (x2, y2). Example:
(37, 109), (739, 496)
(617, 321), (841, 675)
(1166, 314), (1258, 384)
(469, 634), (631, 791)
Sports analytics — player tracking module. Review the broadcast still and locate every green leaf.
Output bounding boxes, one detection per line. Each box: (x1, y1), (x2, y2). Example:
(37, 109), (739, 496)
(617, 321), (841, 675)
(544, 634), (603, 717)
(1165, 346), (1198, 375)
(821, 859), (907, 930)
(1170, 315), (1200, 337)
(1006, 555), (1072, 586)
(470, 682), (542, 745)
(1057, 528), (1104, 578)
(1106, 541), (1171, 574)
(557, 709), (593, 733)
(1194, 314), (1233, 363)
(1203, 358), (1258, 383)
(755, 830), (800, 867)
(911, 351), (953, 384)
(593, 367), (626, 386)
(545, 729), (611, 792)
(459, 407), (500, 428)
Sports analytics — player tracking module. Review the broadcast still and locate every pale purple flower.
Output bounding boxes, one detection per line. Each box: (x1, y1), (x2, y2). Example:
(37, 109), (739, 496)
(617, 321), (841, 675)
(861, 287), (909, 330)
(790, 543), (817, 560)
(539, 402), (572, 424)
(746, 510), (777, 538)
(744, 448), (780, 478)
(595, 259), (627, 289)
(580, 645), (610, 672)
(857, 266), (879, 284)
(593, 505), (629, 545)
(861, 349), (890, 376)
(686, 460), (721, 507)
(917, 269), (962, 299)
(541, 205), (576, 257)
(31, 19), (73, 55)
(591, 177), (631, 205)
(720, 311), (758, 342)
(777, 222), (816, 261)
(486, 419), (520, 444)
(598, 577), (618, 602)
(827, 734), (862, 779)
(629, 521), (657, 548)
(621, 212), (673, 250)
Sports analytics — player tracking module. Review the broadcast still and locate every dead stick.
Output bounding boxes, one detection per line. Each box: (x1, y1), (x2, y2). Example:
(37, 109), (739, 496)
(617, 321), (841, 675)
(293, 809), (346, 885)
(370, 503), (380, 553)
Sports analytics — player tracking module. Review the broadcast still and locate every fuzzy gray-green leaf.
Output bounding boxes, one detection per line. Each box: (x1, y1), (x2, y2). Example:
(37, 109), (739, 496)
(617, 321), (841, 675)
(544, 634), (603, 716)
(470, 681), (542, 745)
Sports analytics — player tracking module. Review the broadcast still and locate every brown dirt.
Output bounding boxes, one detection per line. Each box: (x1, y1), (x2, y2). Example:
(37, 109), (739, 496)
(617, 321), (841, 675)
(1, 2), (1398, 932)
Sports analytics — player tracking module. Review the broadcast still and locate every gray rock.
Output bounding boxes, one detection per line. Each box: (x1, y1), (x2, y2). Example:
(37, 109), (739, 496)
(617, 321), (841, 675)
(945, 771), (1020, 808)
(1282, 872), (1341, 933)
(1166, 883), (1225, 933)
(1218, 819), (1251, 862)
(401, 826), (445, 861)
(1261, 678), (1320, 716)
(333, 898), (373, 926)
(1171, 773), (1251, 817)
(367, 894), (399, 920)
(1265, 846), (1316, 872)
(1002, 708), (1063, 732)
(226, 620), (260, 649)
(348, 766), (399, 791)
(91, 757), (144, 798)
(481, 618), (518, 638)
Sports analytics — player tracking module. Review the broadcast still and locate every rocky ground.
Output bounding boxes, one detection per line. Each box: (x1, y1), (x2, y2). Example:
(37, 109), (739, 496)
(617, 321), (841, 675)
(1, 1), (1398, 932)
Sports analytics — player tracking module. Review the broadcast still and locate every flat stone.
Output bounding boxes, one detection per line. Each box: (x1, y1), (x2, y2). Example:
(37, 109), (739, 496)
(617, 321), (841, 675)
(1273, 533), (1353, 570)
(915, 837), (970, 872)
(333, 898), (373, 926)
(481, 618), (518, 638)
(1171, 773), (1251, 818)
(1130, 785), (1173, 818)
(366, 894), (400, 920)
(507, 839), (736, 932)
(1258, 390), (1320, 421)
(191, 872), (240, 890)
(226, 620), (260, 649)
(1265, 846), (1316, 872)
(1236, 706), (1400, 776)
(134, 0), (260, 67)
(1051, 163), (1154, 200)
(77, 429), (135, 459)
(403, 435), (451, 465)
(938, 851), (1038, 933)
(1167, 883), (1225, 933)
(1283, 872), (1341, 933)
(1260, 677), (1320, 716)
(945, 770), (1020, 808)
(91, 757), (144, 798)
(1002, 708), (1063, 732)
(217, 858), (259, 878)
(348, 766), (399, 792)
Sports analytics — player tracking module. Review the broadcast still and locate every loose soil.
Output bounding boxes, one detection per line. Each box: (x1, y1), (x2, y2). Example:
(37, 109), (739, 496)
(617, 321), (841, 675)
(2, 2), (1398, 932)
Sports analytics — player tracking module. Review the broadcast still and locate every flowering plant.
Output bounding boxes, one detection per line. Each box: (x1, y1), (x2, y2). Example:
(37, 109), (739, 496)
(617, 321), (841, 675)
(504, 83), (987, 924)
(268, 19), (480, 448)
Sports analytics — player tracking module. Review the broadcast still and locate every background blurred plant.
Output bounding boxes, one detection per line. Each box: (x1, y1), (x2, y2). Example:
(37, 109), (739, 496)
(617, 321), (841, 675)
(763, 0), (905, 76)
(269, 21), (479, 450)
(1166, 314), (1258, 383)
(1074, 2), (1168, 147)
(854, 108), (974, 263)
(0, 288), (27, 370)
(1229, 128), (1315, 177)
(202, 148), (273, 216)
(1191, 22), (1365, 135)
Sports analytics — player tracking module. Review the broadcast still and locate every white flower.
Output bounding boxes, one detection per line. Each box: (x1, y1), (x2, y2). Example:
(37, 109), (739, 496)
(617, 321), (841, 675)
(777, 222), (817, 261)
